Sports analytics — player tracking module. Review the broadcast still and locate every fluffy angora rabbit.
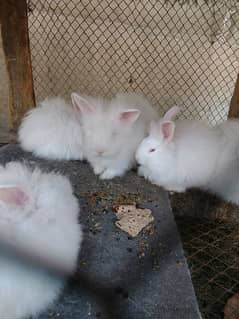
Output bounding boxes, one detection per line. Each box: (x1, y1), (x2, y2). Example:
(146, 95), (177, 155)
(71, 92), (158, 179)
(136, 106), (239, 204)
(0, 162), (83, 319)
(18, 97), (83, 160)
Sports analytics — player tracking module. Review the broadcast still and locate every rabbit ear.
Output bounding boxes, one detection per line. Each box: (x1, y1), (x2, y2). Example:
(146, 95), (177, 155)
(71, 93), (95, 114)
(163, 106), (180, 121)
(0, 187), (28, 206)
(160, 121), (175, 142)
(119, 109), (141, 124)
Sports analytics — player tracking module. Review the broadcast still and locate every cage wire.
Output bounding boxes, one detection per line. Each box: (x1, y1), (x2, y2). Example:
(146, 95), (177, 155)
(26, 0), (239, 318)
(27, 0), (239, 125)
(176, 216), (239, 319)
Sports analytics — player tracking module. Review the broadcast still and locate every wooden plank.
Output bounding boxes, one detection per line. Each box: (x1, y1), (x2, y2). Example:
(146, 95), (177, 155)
(0, 0), (35, 130)
(228, 74), (239, 119)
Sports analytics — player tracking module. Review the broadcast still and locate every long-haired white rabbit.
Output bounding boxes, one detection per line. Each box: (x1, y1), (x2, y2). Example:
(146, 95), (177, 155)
(71, 92), (158, 179)
(136, 106), (239, 201)
(18, 96), (83, 160)
(0, 161), (83, 319)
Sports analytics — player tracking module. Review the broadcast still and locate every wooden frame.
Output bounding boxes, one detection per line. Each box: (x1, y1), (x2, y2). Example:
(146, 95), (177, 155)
(0, 0), (35, 130)
(228, 74), (239, 119)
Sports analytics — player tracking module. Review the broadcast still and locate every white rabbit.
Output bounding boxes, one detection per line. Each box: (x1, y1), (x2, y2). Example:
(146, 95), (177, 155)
(18, 96), (83, 160)
(71, 92), (158, 179)
(136, 106), (239, 200)
(0, 161), (83, 319)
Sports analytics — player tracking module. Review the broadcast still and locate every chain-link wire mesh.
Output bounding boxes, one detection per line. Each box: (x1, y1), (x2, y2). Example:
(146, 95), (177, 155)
(27, 0), (239, 124)
(177, 216), (239, 319)
(171, 188), (239, 319)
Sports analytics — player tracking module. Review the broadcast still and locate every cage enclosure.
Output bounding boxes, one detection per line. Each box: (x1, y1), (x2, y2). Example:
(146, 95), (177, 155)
(0, 0), (239, 318)
(27, 0), (239, 122)
(0, 0), (239, 131)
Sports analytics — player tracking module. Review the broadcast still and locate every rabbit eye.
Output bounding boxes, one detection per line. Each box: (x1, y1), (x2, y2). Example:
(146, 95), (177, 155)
(149, 148), (156, 153)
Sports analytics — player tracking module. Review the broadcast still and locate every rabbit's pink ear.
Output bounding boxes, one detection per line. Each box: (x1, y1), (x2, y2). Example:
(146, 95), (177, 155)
(0, 187), (28, 206)
(163, 106), (180, 121)
(119, 109), (141, 124)
(71, 93), (95, 114)
(160, 121), (175, 142)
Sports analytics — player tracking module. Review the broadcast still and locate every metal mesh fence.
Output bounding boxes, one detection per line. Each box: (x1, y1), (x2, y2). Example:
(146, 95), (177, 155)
(176, 216), (239, 319)
(27, 0), (239, 124)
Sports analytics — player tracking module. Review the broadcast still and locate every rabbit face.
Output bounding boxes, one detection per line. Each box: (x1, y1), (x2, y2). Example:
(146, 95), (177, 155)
(71, 93), (141, 159)
(136, 119), (175, 166)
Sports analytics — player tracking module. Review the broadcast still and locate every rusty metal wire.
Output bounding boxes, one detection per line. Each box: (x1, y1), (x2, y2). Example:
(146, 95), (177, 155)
(177, 216), (239, 319)
(27, 0), (239, 124)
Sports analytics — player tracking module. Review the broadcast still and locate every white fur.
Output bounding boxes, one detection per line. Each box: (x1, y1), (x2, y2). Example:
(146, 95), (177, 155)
(206, 159), (239, 205)
(204, 120), (239, 204)
(136, 107), (239, 205)
(18, 97), (83, 160)
(71, 92), (158, 179)
(0, 162), (83, 319)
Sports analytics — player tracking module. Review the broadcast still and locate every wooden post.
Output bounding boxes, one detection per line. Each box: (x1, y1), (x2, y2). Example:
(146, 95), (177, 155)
(0, 0), (35, 130)
(228, 74), (239, 119)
